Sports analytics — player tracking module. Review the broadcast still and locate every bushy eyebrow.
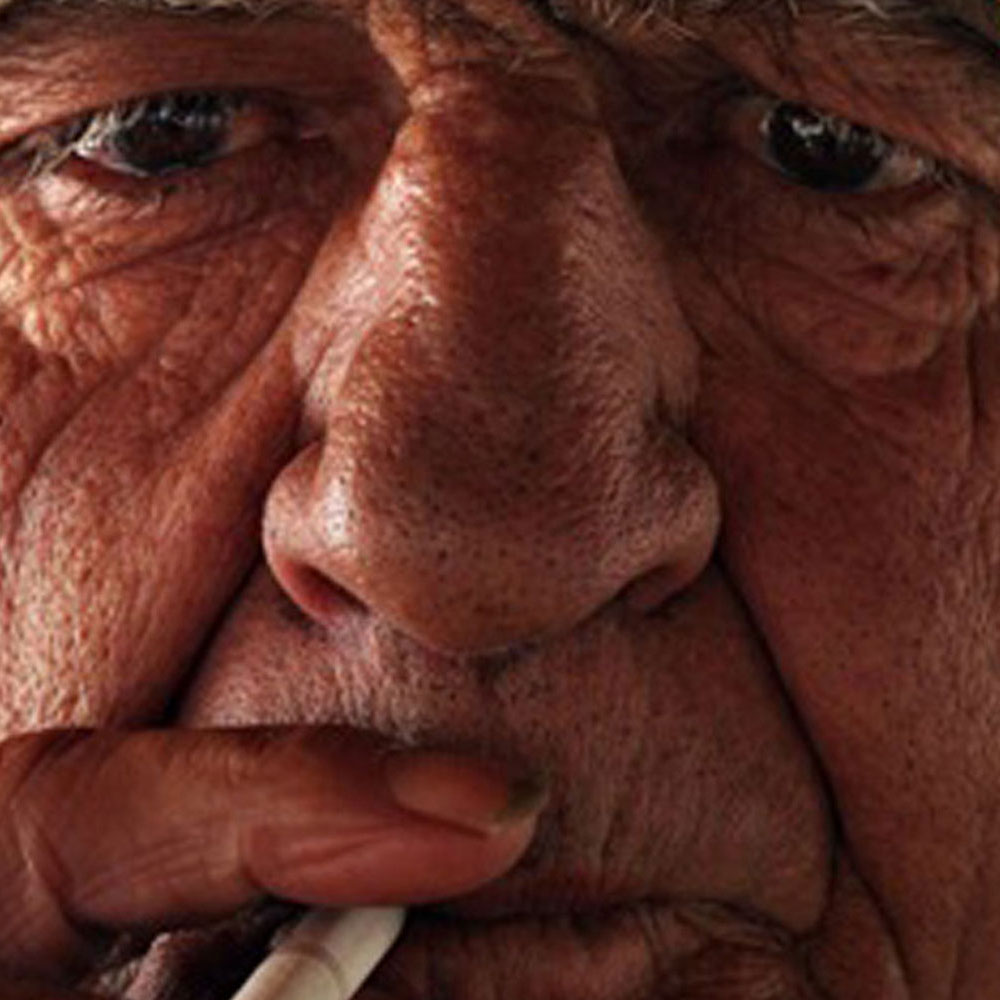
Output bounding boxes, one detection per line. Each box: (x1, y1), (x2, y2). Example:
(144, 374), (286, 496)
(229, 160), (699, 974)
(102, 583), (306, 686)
(0, 0), (318, 21)
(549, 0), (996, 37)
(0, 0), (995, 44)
(0, 0), (302, 13)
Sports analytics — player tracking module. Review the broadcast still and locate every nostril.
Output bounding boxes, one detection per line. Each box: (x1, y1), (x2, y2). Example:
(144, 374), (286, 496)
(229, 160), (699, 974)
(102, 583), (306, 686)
(622, 552), (711, 617)
(272, 557), (367, 627)
(623, 565), (684, 616)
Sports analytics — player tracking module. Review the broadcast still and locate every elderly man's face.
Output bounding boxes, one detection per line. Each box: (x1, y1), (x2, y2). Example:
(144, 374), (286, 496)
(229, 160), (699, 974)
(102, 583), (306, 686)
(2, 0), (999, 995)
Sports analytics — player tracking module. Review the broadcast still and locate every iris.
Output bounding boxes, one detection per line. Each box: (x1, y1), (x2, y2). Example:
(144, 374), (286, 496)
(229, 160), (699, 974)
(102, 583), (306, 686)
(764, 102), (890, 192)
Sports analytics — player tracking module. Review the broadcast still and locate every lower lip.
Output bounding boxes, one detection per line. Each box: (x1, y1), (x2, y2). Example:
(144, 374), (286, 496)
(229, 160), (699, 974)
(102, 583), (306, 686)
(126, 898), (664, 1000)
(357, 900), (677, 1000)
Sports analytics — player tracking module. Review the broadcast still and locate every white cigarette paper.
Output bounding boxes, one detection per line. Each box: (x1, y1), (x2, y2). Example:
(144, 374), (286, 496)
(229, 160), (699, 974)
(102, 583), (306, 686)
(231, 906), (407, 1000)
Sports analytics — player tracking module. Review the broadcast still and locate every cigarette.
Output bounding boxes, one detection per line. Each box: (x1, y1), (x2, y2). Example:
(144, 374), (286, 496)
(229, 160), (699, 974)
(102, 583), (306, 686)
(231, 906), (407, 1000)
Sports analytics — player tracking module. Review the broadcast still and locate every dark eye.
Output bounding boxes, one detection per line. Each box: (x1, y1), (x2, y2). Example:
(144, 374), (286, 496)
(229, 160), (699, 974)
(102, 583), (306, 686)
(727, 97), (938, 193)
(764, 102), (893, 191)
(3, 90), (291, 181)
(74, 92), (242, 177)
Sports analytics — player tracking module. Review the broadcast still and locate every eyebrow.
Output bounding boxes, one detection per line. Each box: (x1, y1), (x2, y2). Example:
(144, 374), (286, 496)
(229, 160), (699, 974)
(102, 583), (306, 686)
(0, 0), (303, 13)
(553, 0), (997, 38)
(0, 0), (995, 46)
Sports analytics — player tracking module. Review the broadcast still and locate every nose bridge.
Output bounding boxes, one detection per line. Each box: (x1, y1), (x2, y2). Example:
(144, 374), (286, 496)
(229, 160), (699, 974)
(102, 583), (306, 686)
(349, 74), (696, 447)
(356, 83), (637, 459)
(267, 75), (717, 653)
(333, 81), (682, 519)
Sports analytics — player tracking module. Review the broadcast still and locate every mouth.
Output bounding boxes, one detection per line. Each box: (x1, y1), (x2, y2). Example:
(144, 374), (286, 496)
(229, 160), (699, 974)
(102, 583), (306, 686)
(112, 898), (648, 1000)
(112, 885), (805, 1000)
(132, 563), (830, 999)
(110, 874), (653, 1000)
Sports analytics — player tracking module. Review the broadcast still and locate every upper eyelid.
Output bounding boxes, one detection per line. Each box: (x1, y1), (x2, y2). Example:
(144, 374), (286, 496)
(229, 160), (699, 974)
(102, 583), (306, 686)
(10, 88), (260, 135)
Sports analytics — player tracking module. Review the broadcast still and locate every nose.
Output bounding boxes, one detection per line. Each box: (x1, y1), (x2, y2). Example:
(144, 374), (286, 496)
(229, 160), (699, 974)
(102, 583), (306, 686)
(263, 76), (720, 653)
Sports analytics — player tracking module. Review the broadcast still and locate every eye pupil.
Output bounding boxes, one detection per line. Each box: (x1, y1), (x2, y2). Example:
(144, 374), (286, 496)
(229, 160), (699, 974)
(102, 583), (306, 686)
(765, 102), (887, 192)
(107, 93), (233, 177)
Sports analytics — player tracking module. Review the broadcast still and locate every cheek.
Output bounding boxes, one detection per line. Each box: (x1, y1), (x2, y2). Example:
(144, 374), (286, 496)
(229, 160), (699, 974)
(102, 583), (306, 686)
(640, 139), (994, 603)
(666, 137), (1000, 767)
(0, 196), (336, 733)
(688, 331), (998, 790)
(691, 346), (971, 618)
(689, 352), (1000, 950)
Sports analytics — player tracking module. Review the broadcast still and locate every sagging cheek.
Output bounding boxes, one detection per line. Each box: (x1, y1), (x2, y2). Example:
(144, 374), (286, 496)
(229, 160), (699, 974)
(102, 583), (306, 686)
(0, 151), (348, 732)
(0, 307), (291, 730)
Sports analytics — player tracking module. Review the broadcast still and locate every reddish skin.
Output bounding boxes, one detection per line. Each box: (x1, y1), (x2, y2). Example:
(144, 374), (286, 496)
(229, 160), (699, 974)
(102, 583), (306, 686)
(0, 1), (998, 997)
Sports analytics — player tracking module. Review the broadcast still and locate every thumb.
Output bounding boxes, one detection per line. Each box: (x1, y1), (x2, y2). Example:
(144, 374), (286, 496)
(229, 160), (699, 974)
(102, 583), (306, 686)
(0, 727), (543, 984)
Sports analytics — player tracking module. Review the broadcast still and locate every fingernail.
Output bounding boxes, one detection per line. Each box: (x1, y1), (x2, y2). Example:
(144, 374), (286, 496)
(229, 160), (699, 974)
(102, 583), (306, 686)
(383, 749), (547, 835)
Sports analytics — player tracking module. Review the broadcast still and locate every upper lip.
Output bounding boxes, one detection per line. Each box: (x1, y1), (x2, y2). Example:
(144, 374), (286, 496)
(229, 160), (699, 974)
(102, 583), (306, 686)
(426, 886), (653, 922)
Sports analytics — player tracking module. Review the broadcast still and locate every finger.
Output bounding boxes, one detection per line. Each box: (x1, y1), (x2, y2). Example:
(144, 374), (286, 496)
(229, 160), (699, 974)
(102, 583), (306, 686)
(0, 727), (543, 984)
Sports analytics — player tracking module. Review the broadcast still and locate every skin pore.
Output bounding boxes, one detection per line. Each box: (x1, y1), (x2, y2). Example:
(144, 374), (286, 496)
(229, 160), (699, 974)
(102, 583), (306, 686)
(1, 0), (1000, 998)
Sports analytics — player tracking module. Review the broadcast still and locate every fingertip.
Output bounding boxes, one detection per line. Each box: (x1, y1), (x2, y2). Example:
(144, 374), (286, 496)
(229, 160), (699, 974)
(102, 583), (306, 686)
(246, 812), (539, 906)
(383, 749), (548, 835)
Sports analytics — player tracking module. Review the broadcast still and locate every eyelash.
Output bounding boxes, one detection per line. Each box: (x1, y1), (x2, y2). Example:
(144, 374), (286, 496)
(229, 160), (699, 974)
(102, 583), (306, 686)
(0, 89), (293, 185)
(723, 94), (950, 195)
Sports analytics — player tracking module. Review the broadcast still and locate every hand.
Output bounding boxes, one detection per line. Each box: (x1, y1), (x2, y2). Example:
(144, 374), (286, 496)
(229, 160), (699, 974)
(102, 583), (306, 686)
(0, 727), (542, 995)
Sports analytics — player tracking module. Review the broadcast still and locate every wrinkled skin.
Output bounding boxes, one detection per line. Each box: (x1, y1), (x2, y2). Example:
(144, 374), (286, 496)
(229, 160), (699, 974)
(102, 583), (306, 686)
(2, 0), (1000, 997)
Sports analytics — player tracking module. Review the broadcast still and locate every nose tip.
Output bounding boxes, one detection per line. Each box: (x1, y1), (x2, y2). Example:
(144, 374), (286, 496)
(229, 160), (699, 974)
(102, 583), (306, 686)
(264, 408), (720, 654)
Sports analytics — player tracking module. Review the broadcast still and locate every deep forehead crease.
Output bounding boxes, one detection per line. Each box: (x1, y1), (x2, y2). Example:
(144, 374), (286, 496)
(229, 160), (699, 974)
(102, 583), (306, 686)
(0, 0), (995, 42)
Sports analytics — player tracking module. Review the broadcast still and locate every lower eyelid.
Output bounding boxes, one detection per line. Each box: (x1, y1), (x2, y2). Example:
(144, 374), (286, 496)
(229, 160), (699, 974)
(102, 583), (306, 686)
(4, 133), (348, 292)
